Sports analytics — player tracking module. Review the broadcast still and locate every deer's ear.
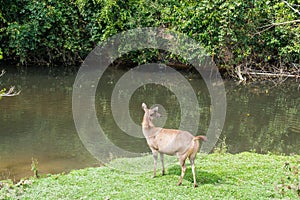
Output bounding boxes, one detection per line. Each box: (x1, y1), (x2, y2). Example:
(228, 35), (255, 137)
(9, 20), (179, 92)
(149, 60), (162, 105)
(153, 106), (159, 112)
(142, 103), (147, 110)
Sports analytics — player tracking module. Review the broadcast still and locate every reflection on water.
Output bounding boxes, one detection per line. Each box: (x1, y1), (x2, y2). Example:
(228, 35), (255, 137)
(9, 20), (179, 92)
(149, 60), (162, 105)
(0, 67), (98, 181)
(0, 66), (299, 181)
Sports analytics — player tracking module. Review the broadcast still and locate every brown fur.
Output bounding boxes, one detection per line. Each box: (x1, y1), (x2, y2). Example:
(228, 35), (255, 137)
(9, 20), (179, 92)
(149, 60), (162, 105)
(141, 103), (207, 187)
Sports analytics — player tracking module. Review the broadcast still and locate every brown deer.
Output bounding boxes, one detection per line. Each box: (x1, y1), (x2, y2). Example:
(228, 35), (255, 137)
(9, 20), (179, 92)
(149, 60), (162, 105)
(141, 103), (207, 187)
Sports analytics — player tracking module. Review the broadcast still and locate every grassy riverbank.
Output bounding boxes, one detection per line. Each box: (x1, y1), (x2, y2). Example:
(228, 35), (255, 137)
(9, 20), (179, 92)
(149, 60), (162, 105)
(1, 152), (299, 199)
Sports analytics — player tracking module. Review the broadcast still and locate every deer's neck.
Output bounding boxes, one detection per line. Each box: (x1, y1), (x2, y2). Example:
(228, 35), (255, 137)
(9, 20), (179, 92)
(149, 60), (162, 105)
(142, 115), (154, 129)
(142, 122), (162, 140)
(142, 115), (163, 139)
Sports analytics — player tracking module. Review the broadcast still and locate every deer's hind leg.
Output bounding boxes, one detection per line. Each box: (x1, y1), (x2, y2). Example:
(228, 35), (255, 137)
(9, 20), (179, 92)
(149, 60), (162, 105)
(189, 140), (200, 187)
(177, 154), (188, 186)
(189, 156), (198, 187)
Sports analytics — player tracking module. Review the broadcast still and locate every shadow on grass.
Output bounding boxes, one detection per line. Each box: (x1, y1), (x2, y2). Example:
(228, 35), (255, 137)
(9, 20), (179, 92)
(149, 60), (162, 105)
(168, 165), (221, 185)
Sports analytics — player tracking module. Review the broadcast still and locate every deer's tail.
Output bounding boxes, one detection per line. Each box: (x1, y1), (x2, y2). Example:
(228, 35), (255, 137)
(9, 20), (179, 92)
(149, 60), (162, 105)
(193, 135), (208, 142)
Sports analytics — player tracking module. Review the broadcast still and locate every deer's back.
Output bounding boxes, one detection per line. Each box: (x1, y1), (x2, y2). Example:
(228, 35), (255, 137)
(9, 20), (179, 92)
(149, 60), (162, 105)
(155, 128), (195, 155)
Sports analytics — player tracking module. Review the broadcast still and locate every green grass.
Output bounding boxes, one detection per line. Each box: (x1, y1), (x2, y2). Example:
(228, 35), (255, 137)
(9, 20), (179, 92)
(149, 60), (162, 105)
(1, 152), (300, 199)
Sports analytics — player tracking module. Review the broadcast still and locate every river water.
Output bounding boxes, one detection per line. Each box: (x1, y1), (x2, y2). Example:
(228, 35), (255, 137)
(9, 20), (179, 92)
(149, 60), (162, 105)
(0, 66), (299, 181)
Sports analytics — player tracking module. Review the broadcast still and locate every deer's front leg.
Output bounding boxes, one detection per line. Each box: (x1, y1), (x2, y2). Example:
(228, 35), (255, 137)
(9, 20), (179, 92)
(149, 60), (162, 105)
(152, 150), (158, 178)
(160, 152), (165, 175)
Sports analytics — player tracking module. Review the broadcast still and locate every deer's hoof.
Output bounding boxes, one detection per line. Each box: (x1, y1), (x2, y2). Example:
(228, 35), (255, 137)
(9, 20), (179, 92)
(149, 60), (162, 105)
(177, 182), (182, 186)
(194, 184), (198, 188)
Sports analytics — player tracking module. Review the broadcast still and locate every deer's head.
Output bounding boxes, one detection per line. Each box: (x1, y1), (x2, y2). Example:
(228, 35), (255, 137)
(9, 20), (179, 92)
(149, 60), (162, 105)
(142, 103), (161, 122)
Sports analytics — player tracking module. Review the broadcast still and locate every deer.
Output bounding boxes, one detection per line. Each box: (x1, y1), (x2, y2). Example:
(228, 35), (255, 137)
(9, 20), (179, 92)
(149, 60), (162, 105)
(141, 103), (207, 187)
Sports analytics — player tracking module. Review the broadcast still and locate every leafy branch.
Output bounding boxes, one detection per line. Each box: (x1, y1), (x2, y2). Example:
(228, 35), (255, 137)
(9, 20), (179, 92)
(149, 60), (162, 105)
(282, 0), (300, 16)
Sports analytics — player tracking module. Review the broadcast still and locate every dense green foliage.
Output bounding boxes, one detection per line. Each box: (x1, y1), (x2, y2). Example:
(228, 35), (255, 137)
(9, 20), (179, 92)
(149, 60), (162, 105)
(0, 0), (299, 77)
(1, 153), (300, 199)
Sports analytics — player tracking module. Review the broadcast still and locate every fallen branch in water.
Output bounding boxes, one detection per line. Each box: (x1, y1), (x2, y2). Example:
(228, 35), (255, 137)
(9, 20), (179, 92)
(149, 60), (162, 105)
(0, 86), (21, 97)
(236, 65), (247, 83)
(0, 70), (21, 97)
(0, 69), (5, 78)
(246, 71), (299, 78)
(236, 66), (300, 83)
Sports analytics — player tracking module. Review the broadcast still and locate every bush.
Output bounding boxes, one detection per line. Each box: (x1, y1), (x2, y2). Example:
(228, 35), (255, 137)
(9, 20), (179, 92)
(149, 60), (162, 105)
(0, 0), (299, 78)
(1, 0), (90, 65)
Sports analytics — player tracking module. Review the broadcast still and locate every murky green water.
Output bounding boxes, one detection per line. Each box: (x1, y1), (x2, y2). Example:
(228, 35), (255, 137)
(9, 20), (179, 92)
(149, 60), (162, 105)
(0, 66), (299, 181)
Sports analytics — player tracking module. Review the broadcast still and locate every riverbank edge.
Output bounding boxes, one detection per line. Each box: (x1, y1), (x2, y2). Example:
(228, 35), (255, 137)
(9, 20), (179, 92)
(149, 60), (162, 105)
(1, 152), (299, 199)
(2, 63), (299, 85)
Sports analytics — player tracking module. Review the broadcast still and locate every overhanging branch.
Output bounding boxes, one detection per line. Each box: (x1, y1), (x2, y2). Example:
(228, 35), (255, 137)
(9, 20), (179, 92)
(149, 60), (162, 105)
(282, 0), (300, 16)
